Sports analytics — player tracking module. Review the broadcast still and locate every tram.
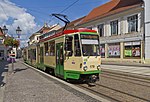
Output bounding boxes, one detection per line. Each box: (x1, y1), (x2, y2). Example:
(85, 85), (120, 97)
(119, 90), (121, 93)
(24, 28), (101, 83)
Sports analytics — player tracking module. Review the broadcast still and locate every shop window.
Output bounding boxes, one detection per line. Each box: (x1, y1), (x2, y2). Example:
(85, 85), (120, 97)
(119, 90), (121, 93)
(49, 41), (55, 56)
(74, 34), (81, 56)
(110, 20), (118, 35)
(44, 42), (48, 56)
(100, 44), (105, 58)
(124, 42), (141, 58)
(108, 43), (120, 58)
(97, 24), (104, 37)
(127, 15), (138, 33)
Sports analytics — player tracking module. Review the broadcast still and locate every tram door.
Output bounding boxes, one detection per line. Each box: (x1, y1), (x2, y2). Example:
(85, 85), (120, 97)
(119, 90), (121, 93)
(40, 47), (44, 63)
(56, 43), (64, 77)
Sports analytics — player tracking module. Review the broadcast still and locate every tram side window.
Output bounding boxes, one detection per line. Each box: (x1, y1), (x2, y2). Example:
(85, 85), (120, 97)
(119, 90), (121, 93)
(44, 42), (49, 56)
(74, 34), (81, 56)
(49, 41), (55, 56)
(65, 36), (73, 56)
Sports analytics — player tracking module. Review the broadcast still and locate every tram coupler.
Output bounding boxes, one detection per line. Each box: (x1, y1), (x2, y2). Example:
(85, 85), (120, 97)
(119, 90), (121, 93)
(87, 74), (99, 86)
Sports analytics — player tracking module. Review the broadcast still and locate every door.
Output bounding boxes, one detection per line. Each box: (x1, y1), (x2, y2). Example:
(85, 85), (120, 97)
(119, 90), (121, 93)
(56, 43), (64, 77)
(40, 47), (44, 63)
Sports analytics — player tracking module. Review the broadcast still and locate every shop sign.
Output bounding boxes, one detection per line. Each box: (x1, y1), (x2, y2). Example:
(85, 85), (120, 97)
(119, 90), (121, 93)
(132, 42), (140, 45)
(124, 41), (140, 46)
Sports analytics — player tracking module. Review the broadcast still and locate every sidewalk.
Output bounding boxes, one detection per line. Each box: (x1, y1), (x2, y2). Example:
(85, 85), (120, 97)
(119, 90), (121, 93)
(101, 62), (150, 80)
(102, 61), (150, 67)
(3, 60), (101, 102)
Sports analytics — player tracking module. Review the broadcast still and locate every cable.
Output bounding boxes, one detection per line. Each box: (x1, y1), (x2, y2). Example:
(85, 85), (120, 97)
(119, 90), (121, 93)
(60, 0), (79, 13)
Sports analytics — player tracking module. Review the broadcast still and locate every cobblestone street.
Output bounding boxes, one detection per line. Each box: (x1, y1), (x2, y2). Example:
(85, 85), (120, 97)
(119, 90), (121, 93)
(2, 60), (100, 102)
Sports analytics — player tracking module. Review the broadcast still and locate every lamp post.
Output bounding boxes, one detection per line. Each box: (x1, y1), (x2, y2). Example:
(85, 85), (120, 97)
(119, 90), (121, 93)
(2, 25), (8, 36)
(16, 26), (22, 38)
(2, 25), (22, 73)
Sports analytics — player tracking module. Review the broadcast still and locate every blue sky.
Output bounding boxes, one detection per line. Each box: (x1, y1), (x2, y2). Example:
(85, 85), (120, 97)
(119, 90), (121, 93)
(10, 0), (109, 25)
(0, 0), (109, 46)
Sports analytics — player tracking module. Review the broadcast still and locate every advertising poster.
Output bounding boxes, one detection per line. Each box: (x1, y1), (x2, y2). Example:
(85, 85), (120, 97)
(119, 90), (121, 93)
(125, 50), (132, 57)
(108, 44), (120, 57)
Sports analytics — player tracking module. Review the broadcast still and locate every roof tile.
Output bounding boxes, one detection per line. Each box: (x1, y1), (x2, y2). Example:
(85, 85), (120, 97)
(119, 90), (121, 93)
(81, 0), (143, 24)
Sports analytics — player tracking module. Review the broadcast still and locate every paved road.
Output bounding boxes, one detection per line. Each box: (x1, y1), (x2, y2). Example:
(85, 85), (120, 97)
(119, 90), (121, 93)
(0, 61), (9, 102)
(3, 61), (100, 102)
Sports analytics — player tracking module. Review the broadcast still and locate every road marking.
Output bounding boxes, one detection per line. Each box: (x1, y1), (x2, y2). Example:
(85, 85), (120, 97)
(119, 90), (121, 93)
(24, 62), (110, 102)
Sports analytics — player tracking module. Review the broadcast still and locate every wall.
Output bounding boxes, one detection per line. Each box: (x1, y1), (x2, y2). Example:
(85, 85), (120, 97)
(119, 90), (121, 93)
(143, 0), (150, 61)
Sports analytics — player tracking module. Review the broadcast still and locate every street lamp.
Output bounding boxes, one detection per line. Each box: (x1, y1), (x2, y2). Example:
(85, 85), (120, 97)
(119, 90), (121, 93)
(2, 25), (8, 35)
(16, 26), (22, 38)
(2, 25), (22, 73)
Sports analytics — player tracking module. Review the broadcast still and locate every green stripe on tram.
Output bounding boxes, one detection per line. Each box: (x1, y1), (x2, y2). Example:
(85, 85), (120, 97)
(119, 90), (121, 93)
(80, 32), (98, 35)
(64, 70), (101, 80)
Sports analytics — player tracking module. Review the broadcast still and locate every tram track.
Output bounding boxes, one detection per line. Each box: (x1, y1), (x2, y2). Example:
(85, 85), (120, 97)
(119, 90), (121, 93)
(23, 61), (150, 102)
(75, 71), (150, 102)
(76, 83), (150, 102)
(101, 71), (150, 87)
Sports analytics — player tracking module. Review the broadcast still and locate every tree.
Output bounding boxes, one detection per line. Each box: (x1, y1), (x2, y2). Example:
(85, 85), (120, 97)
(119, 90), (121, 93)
(4, 37), (20, 48)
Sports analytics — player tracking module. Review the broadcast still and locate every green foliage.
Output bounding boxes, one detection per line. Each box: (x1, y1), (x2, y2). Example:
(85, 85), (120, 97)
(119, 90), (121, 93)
(4, 38), (20, 48)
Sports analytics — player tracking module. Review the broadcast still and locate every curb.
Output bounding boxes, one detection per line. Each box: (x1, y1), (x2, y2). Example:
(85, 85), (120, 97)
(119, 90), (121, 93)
(102, 63), (150, 68)
(23, 62), (111, 102)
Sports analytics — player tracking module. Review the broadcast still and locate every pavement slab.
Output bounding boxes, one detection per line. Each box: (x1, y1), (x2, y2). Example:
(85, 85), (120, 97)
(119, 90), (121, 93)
(3, 61), (100, 102)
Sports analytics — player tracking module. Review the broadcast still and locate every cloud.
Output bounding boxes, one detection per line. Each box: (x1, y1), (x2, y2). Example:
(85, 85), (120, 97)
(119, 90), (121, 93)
(0, 0), (40, 45)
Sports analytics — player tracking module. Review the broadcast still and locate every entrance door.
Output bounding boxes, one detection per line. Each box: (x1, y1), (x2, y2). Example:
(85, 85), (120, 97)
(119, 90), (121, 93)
(40, 47), (44, 63)
(56, 43), (64, 77)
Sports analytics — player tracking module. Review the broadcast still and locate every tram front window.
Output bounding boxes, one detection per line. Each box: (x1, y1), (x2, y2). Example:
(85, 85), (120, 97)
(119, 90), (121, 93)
(81, 34), (100, 56)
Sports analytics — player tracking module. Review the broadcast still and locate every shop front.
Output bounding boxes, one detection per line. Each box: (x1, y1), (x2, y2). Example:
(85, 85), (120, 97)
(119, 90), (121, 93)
(107, 43), (120, 58)
(100, 44), (105, 58)
(124, 41), (141, 59)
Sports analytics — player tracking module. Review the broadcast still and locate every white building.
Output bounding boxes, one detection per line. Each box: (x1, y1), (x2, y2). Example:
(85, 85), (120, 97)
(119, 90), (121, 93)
(76, 0), (150, 63)
(0, 27), (7, 60)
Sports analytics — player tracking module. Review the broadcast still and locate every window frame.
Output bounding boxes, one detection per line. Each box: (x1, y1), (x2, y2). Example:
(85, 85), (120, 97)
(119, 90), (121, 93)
(110, 20), (118, 35)
(97, 24), (104, 37)
(127, 14), (138, 33)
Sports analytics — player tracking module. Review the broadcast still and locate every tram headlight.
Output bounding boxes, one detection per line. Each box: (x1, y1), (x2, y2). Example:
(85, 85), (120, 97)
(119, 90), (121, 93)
(83, 66), (88, 71)
(97, 65), (101, 70)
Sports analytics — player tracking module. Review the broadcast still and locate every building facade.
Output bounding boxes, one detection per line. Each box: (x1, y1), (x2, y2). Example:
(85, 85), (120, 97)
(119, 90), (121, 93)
(143, 0), (150, 63)
(0, 27), (7, 60)
(77, 0), (147, 63)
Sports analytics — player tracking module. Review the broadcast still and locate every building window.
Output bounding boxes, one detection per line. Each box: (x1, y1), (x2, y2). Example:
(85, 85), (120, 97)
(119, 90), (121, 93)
(108, 43), (120, 58)
(127, 15), (138, 33)
(97, 24), (104, 37)
(49, 41), (55, 56)
(44, 42), (48, 56)
(124, 41), (141, 58)
(110, 20), (118, 35)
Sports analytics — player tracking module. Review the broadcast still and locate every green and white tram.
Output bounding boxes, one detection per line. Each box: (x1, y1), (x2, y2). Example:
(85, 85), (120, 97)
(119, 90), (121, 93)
(37, 28), (101, 83)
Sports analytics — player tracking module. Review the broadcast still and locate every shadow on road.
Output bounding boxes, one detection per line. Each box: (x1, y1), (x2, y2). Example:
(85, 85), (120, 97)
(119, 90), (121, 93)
(14, 68), (28, 73)
(0, 60), (9, 87)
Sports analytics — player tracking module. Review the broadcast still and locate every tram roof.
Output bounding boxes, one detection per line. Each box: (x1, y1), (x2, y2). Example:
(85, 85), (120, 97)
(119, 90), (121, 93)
(40, 28), (97, 42)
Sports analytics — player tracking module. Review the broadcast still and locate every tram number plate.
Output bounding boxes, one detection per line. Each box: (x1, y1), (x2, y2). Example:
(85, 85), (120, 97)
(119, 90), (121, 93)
(90, 65), (95, 68)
